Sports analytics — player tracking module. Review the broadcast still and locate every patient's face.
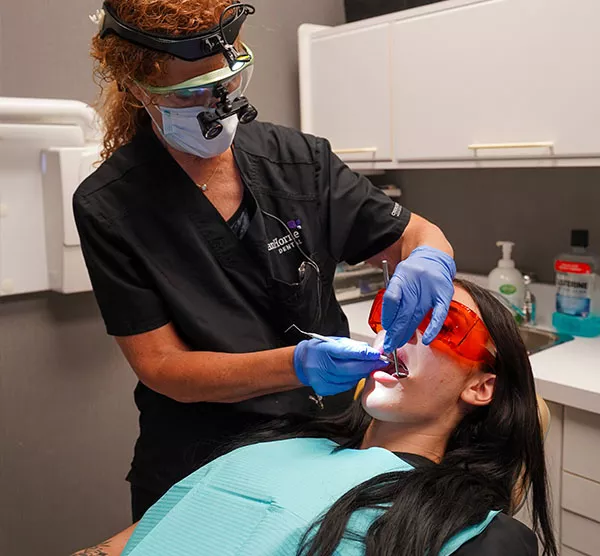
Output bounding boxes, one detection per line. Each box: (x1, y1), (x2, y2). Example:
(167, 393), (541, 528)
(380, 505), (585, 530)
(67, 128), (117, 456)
(361, 287), (484, 425)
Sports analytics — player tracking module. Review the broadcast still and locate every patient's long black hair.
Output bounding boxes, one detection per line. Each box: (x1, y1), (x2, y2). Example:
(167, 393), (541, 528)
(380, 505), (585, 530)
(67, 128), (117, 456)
(232, 280), (558, 556)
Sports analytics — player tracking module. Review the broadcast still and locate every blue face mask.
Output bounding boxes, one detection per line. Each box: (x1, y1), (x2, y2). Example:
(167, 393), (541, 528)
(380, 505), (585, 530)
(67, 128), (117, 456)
(147, 103), (240, 159)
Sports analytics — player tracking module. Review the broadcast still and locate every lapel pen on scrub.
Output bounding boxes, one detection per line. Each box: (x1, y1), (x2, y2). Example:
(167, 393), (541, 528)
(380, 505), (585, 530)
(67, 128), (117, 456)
(382, 261), (410, 379)
(285, 325), (392, 365)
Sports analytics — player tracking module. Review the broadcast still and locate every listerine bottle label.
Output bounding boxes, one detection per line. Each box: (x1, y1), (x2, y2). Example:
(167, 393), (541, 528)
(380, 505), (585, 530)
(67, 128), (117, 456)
(555, 260), (594, 317)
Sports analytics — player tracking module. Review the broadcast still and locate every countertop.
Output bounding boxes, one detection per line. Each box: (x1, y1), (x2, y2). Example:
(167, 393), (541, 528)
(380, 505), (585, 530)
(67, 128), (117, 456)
(342, 274), (600, 416)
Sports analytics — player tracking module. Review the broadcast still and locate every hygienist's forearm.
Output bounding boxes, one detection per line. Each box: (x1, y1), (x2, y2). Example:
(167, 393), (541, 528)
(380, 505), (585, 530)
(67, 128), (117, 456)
(146, 347), (300, 404)
(71, 523), (137, 556)
(369, 213), (454, 268)
(402, 213), (453, 258)
(117, 325), (302, 404)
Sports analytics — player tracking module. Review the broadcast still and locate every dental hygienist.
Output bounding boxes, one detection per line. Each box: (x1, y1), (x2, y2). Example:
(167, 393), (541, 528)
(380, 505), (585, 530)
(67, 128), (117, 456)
(75, 0), (455, 520)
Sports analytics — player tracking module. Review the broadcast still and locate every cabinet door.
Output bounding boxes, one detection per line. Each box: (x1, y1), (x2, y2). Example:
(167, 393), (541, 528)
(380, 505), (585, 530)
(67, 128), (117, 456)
(391, 0), (600, 162)
(303, 24), (393, 163)
(532, 0), (600, 158)
(562, 472), (600, 524)
(563, 511), (600, 556)
(563, 407), (600, 484)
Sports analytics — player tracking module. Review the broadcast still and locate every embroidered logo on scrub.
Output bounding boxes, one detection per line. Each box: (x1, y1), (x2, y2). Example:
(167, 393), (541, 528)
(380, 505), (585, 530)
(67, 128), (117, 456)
(391, 203), (403, 218)
(267, 219), (304, 254)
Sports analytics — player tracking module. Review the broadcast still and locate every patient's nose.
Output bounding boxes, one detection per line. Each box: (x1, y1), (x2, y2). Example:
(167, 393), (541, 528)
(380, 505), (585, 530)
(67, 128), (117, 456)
(407, 331), (419, 346)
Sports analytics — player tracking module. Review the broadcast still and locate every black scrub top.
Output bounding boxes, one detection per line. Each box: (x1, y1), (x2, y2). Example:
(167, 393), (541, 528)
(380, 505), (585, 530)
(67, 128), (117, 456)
(73, 120), (411, 493)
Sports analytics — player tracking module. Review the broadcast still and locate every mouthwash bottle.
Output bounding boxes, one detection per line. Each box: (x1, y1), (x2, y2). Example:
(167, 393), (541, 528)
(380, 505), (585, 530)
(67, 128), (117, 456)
(553, 230), (600, 337)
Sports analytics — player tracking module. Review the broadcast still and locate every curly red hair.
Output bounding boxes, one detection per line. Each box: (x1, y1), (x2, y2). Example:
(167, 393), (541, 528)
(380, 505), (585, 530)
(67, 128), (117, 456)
(91, 0), (233, 160)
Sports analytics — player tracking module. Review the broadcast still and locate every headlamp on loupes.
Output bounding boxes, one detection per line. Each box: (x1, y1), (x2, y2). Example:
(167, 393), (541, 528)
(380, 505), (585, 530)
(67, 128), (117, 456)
(96, 2), (258, 139)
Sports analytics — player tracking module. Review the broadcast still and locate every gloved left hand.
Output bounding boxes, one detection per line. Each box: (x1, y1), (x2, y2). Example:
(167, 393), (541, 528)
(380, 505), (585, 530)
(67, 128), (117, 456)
(382, 246), (456, 353)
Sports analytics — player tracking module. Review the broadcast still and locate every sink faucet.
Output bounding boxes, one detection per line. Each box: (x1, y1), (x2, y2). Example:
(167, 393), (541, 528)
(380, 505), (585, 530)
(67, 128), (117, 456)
(486, 289), (527, 322)
(486, 276), (537, 326)
(523, 273), (537, 326)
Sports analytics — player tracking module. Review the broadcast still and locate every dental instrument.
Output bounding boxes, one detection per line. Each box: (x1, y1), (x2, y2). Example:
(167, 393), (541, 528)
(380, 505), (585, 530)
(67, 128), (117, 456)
(286, 325), (392, 365)
(382, 261), (410, 379)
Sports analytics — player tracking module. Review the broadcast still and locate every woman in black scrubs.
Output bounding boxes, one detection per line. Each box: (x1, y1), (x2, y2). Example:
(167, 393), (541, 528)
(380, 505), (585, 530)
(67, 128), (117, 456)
(77, 0), (456, 520)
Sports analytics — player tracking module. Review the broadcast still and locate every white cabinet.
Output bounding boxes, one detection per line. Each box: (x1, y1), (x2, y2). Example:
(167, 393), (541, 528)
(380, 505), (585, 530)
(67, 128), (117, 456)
(299, 0), (600, 169)
(391, 0), (600, 165)
(563, 407), (600, 484)
(391, 0), (550, 163)
(561, 407), (600, 556)
(562, 511), (600, 556)
(562, 473), (600, 524)
(299, 24), (393, 164)
(515, 404), (600, 555)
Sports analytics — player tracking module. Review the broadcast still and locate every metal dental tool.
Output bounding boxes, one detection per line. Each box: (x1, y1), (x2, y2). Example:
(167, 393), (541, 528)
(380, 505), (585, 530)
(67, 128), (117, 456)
(285, 325), (392, 365)
(382, 261), (409, 379)
(285, 323), (395, 410)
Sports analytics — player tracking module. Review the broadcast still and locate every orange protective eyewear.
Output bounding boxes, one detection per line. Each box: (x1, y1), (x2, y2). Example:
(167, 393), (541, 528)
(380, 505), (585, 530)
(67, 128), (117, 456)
(368, 289), (386, 334)
(369, 293), (496, 367)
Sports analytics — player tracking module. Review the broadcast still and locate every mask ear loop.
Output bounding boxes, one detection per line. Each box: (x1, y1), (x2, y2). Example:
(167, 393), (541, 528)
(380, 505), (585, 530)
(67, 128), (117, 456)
(134, 86), (170, 140)
(120, 79), (151, 108)
(120, 81), (168, 139)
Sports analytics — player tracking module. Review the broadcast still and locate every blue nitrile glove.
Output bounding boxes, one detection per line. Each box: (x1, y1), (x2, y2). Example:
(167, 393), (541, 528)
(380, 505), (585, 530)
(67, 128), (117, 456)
(382, 246), (456, 352)
(293, 337), (387, 397)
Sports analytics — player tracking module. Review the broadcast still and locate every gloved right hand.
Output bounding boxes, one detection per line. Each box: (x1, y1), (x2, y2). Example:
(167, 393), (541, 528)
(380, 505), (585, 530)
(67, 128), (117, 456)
(293, 337), (387, 397)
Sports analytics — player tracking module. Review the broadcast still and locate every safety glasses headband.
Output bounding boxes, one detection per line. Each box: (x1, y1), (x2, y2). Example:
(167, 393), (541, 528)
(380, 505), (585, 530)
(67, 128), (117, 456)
(138, 46), (254, 95)
(99, 2), (254, 62)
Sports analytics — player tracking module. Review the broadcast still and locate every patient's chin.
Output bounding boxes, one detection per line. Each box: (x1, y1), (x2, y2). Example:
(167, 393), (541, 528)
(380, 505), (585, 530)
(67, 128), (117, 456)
(361, 379), (404, 421)
(362, 401), (405, 423)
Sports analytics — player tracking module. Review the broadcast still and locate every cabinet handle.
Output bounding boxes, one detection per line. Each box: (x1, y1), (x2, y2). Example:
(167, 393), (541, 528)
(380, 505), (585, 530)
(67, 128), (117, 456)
(333, 147), (377, 155)
(468, 142), (554, 152)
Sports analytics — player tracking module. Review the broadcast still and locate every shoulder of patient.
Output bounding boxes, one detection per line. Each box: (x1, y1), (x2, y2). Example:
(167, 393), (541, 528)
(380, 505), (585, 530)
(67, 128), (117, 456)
(479, 513), (538, 552)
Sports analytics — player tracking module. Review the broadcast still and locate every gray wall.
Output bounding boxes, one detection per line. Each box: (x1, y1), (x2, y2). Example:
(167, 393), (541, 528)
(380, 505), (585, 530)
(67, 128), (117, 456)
(0, 0), (345, 127)
(0, 293), (139, 555)
(375, 169), (599, 284)
(0, 1), (345, 555)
